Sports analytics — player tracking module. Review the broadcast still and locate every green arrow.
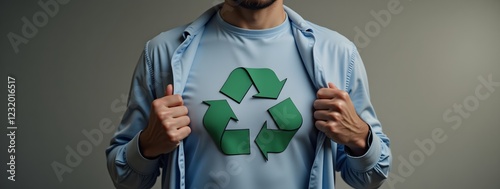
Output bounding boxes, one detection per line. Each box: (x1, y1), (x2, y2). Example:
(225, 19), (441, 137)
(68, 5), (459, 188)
(255, 98), (302, 160)
(246, 68), (287, 99)
(203, 100), (237, 146)
(268, 98), (302, 130)
(255, 122), (298, 160)
(203, 100), (250, 155)
(220, 67), (286, 103)
(219, 68), (253, 104)
(221, 129), (250, 155)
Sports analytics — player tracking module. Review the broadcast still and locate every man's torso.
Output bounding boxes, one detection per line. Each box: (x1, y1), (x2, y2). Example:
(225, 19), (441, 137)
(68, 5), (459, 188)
(182, 12), (318, 189)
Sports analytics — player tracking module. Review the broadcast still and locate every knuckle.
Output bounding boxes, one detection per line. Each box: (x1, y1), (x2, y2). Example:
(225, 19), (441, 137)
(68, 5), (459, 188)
(329, 100), (341, 108)
(314, 121), (322, 129)
(332, 112), (343, 121)
(159, 108), (175, 119)
(333, 100), (346, 109)
(162, 119), (174, 129)
(166, 131), (179, 142)
(313, 111), (320, 119)
(315, 121), (326, 131)
(317, 88), (329, 98)
(181, 106), (189, 114)
(317, 88), (325, 95)
(178, 127), (192, 140)
(158, 111), (170, 120)
(313, 100), (321, 109)
(327, 112), (335, 119)
(337, 101), (346, 109)
(185, 126), (192, 134)
(173, 94), (183, 102)
(327, 123), (337, 133)
(151, 99), (162, 108)
(184, 116), (191, 125)
(338, 91), (349, 99)
(155, 111), (164, 120)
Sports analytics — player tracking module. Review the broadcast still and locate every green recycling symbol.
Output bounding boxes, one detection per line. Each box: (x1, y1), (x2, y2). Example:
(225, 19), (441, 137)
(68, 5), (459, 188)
(203, 67), (303, 160)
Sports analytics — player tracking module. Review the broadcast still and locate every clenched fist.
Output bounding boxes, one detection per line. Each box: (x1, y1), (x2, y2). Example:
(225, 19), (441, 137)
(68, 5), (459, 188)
(314, 82), (369, 156)
(139, 84), (191, 159)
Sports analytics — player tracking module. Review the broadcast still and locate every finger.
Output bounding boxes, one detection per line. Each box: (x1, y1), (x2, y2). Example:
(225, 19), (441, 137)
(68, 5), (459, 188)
(314, 120), (326, 131)
(176, 116), (191, 127)
(313, 99), (330, 110)
(162, 115), (191, 130)
(165, 84), (173, 96)
(152, 95), (183, 110)
(175, 126), (192, 140)
(315, 120), (340, 134)
(313, 99), (342, 111)
(158, 106), (188, 119)
(162, 94), (184, 107)
(313, 110), (329, 120)
(317, 88), (335, 99)
(317, 86), (344, 99)
(165, 126), (191, 143)
(328, 82), (338, 90)
(318, 89), (350, 101)
(314, 110), (342, 121)
(315, 120), (331, 133)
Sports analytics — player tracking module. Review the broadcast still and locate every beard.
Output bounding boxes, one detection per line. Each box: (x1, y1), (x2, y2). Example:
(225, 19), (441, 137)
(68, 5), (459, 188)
(232, 0), (277, 10)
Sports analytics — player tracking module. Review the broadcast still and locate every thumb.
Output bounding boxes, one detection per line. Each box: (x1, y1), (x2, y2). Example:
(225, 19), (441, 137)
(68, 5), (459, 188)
(328, 82), (338, 89)
(165, 84), (173, 96)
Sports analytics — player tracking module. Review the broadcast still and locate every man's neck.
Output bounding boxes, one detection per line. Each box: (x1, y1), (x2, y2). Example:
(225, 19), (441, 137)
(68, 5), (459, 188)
(220, 1), (285, 30)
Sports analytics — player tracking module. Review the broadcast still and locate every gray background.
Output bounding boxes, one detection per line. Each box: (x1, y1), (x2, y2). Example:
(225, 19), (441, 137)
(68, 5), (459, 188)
(1, 0), (499, 188)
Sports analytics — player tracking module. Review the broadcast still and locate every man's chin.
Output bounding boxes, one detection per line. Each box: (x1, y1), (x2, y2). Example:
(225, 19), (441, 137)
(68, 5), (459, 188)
(233, 0), (277, 10)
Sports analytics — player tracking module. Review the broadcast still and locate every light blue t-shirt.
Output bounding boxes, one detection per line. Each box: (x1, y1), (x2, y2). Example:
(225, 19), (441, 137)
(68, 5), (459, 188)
(182, 12), (318, 189)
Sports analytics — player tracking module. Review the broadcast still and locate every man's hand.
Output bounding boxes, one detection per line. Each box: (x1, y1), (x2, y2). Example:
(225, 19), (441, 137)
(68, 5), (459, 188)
(314, 82), (369, 156)
(139, 84), (191, 159)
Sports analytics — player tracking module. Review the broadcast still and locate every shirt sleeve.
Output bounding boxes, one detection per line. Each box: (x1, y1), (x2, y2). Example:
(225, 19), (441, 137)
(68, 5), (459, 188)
(105, 45), (162, 189)
(335, 44), (392, 189)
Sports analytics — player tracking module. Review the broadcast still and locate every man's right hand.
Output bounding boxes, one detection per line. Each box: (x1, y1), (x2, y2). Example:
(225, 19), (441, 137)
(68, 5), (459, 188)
(139, 84), (191, 159)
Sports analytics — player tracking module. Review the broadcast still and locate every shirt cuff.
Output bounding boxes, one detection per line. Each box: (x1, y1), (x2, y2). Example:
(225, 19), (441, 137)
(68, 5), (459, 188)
(345, 129), (382, 172)
(125, 131), (160, 175)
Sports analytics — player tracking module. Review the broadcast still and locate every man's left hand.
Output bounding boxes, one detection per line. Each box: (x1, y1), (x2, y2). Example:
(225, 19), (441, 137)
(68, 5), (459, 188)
(314, 82), (370, 156)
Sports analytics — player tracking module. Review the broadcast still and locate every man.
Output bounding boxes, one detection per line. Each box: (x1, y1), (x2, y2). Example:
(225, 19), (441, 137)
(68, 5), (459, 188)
(106, 0), (391, 188)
